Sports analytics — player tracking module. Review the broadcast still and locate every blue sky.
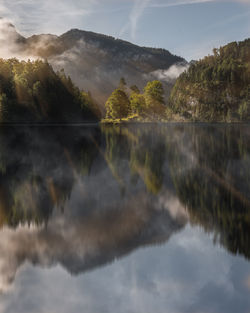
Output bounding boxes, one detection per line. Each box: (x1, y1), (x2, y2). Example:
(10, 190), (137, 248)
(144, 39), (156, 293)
(0, 0), (250, 60)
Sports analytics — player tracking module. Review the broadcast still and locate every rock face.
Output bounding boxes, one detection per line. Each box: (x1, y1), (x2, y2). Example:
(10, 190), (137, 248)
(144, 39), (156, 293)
(0, 19), (186, 107)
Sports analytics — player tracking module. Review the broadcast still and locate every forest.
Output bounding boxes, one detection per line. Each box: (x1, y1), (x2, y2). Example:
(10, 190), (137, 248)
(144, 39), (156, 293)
(103, 38), (250, 123)
(169, 38), (250, 122)
(0, 58), (100, 123)
(0, 38), (249, 123)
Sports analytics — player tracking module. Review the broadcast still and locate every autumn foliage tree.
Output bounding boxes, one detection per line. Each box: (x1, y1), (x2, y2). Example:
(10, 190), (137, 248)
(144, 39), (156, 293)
(105, 89), (130, 119)
(105, 79), (165, 121)
(130, 92), (146, 114)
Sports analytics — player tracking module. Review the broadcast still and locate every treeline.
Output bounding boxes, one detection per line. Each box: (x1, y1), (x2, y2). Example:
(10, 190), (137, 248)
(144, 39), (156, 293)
(0, 126), (101, 227)
(102, 124), (250, 259)
(0, 58), (100, 123)
(1, 38), (250, 124)
(165, 125), (250, 258)
(169, 38), (250, 122)
(104, 79), (166, 122)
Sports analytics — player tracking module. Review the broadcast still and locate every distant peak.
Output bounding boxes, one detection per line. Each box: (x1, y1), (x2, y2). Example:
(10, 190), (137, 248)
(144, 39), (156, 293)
(0, 17), (25, 43)
(68, 28), (82, 33)
(0, 17), (16, 29)
(27, 33), (58, 40)
(62, 28), (86, 35)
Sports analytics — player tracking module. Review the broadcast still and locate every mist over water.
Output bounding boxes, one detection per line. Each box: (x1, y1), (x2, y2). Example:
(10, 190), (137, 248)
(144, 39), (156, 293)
(0, 124), (249, 313)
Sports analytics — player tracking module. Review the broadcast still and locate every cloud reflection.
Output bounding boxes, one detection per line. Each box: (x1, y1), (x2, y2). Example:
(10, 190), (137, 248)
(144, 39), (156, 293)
(1, 226), (250, 313)
(0, 124), (249, 313)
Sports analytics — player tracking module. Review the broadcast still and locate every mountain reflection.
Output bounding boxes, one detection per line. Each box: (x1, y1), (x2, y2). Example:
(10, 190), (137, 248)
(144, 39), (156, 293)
(0, 124), (249, 291)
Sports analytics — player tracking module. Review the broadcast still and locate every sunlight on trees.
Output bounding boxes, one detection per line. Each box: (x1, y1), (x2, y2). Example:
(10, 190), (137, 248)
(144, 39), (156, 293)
(104, 79), (165, 121)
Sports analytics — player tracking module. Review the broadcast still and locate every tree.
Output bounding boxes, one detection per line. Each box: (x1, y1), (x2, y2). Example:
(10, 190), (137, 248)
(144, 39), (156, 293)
(130, 85), (140, 94)
(238, 101), (248, 121)
(105, 89), (130, 119)
(0, 93), (8, 122)
(130, 92), (146, 114)
(213, 48), (219, 57)
(119, 77), (127, 90)
(80, 91), (101, 119)
(144, 80), (164, 105)
(170, 38), (250, 122)
(0, 59), (99, 123)
(144, 80), (165, 116)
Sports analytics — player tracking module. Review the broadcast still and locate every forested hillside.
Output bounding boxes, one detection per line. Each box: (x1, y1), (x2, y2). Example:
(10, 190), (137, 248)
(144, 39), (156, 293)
(1, 18), (249, 124)
(0, 58), (100, 123)
(25, 29), (185, 106)
(0, 19), (186, 107)
(169, 39), (250, 122)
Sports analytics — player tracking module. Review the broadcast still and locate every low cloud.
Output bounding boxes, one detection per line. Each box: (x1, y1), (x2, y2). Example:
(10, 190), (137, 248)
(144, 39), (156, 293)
(146, 63), (189, 83)
(0, 18), (25, 59)
(0, 17), (41, 60)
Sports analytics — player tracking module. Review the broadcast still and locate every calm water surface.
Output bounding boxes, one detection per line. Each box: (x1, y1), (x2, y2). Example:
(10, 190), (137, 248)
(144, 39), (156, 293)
(0, 124), (249, 313)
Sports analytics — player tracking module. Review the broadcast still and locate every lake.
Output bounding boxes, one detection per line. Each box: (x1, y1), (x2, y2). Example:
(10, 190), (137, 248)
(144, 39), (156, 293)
(0, 124), (249, 313)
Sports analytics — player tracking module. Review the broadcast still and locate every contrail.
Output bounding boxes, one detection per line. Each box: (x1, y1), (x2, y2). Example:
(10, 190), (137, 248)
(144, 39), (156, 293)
(120, 0), (216, 40)
(120, 0), (151, 40)
(149, 0), (216, 8)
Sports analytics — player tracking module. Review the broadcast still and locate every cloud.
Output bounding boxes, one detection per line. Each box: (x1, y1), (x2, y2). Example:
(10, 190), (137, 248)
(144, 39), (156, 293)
(2, 224), (250, 313)
(149, 0), (250, 8)
(120, 0), (217, 40)
(120, 0), (151, 40)
(120, 0), (250, 40)
(149, 0), (216, 9)
(0, 0), (96, 35)
(0, 17), (28, 59)
(0, 201), (186, 292)
(0, 17), (45, 60)
(147, 63), (189, 83)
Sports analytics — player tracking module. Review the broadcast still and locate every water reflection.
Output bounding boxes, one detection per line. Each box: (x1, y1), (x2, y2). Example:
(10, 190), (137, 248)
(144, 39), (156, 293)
(0, 124), (249, 304)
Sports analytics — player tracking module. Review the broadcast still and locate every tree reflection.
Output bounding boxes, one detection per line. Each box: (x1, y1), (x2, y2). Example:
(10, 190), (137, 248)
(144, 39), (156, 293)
(102, 125), (166, 195)
(0, 123), (249, 289)
(102, 124), (250, 259)
(162, 125), (250, 257)
(0, 126), (101, 227)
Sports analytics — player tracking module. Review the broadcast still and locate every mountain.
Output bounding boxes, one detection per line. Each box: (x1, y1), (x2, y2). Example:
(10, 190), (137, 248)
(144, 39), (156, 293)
(169, 38), (250, 122)
(0, 19), (187, 108)
(0, 18), (26, 59)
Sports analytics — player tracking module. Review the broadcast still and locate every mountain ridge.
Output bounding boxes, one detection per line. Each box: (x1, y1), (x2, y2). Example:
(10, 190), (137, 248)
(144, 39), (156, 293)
(0, 19), (187, 107)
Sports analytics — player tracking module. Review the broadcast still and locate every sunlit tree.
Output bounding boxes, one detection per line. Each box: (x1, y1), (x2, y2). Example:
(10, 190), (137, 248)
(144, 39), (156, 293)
(105, 89), (130, 119)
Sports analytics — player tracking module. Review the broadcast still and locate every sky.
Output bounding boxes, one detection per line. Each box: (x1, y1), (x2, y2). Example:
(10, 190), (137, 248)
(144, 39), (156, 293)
(0, 0), (250, 60)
